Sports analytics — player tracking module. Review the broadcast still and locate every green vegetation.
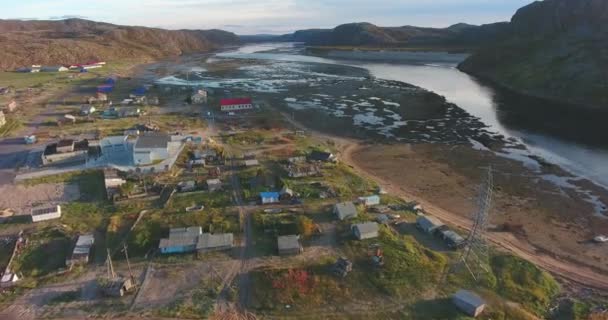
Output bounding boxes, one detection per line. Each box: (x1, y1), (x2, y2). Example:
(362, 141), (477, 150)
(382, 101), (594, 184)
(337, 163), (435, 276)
(168, 190), (233, 210)
(12, 227), (71, 277)
(0, 118), (22, 137)
(490, 255), (560, 316)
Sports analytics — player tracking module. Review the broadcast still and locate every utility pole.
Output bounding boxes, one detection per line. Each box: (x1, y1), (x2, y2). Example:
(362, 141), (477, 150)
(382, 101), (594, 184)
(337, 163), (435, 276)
(106, 249), (116, 279)
(122, 244), (134, 283)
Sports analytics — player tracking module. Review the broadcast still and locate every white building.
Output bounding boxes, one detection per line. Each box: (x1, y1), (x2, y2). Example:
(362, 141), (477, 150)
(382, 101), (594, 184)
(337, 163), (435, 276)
(0, 111), (5, 128)
(31, 205), (62, 222)
(220, 98), (254, 112)
(133, 133), (172, 165)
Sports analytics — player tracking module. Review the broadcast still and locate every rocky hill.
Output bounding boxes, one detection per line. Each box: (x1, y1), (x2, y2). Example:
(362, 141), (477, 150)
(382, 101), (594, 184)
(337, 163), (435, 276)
(279, 22), (510, 49)
(459, 0), (608, 109)
(0, 19), (240, 70)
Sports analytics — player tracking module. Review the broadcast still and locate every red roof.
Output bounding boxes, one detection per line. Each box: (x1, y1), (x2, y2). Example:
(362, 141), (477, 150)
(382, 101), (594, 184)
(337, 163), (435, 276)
(220, 98), (252, 106)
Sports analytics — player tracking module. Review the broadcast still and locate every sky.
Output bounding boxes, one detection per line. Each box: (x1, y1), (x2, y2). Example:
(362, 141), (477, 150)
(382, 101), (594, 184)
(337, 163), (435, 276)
(0, 0), (534, 34)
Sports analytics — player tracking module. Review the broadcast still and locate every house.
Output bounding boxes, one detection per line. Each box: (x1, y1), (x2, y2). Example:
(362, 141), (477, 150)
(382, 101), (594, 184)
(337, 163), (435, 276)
(133, 133), (171, 165)
(42, 139), (89, 165)
(309, 150), (336, 162)
(196, 233), (234, 253)
(206, 179), (222, 192)
(277, 235), (303, 255)
(220, 98), (254, 112)
(159, 227), (202, 254)
(178, 180), (197, 192)
(438, 227), (466, 249)
(66, 234), (94, 266)
(41, 66), (68, 72)
(244, 159), (259, 167)
(352, 222), (379, 240)
(104, 169), (126, 200)
(80, 105), (96, 116)
(334, 202), (357, 220)
(452, 290), (486, 317)
(191, 89), (208, 104)
(260, 192), (280, 205)
(416, 215), (445, 234)
(31, 205), (62, 222)
(5, 100), (17, 112)
(358, 195), (380, 207)
(0, 111), (5, 128)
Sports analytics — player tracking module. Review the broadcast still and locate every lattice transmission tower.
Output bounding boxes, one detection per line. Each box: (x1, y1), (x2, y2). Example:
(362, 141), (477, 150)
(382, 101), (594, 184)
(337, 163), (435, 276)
(455, 166), (494, 282)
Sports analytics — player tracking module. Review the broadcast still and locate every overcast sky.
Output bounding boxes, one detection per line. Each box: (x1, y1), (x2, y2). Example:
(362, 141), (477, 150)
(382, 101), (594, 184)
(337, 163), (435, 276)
(1, 0), (533, 34)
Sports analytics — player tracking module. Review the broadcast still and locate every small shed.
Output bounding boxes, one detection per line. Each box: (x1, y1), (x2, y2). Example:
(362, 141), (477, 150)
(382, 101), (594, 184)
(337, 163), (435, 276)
(358, 195), (380, 206)
(66, 234), (94, 266)
(277, 235), (303, 255)
(334, 202), (357, 220)
(438, 228), (466, 249)
(352, 222), (379, 240)
(31, 205), (62, 222)
(260, 192), (280, 205)
(416, 215), (444, 234)
(206, 179), (222, 192)
(452, 290), (486, 317)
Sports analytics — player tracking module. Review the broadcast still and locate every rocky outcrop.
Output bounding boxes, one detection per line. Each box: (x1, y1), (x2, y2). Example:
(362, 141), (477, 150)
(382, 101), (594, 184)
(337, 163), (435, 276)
(459, 0), (608, 109)
(0, 19), (240, 70)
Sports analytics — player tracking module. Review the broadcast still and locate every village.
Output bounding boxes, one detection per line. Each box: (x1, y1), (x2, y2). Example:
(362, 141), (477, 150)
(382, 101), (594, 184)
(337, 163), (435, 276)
(0, 57), (572, 320)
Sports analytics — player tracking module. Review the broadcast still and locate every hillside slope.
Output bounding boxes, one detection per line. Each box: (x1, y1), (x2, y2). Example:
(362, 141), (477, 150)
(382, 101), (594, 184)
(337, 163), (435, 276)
(280, 22), (510, 49)
(459, 0), (608, 109)
(0, 19), (240, 70)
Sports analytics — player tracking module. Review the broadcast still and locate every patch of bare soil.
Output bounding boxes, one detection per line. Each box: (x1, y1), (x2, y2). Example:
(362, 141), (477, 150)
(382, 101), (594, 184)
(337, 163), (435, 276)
(0, 183), (80, 214)
(345, 142), (608, 290)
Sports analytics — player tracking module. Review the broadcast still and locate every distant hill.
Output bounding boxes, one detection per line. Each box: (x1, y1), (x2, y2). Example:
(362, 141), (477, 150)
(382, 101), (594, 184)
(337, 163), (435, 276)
(277, 22), (511, 49)
(459, 0), (608, 109)
(0, 19), (240, 70)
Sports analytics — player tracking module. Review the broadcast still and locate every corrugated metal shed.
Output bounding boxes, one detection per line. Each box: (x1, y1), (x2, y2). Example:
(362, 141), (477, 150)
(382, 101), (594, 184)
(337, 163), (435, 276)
(452, 290), (486, 317)
(416, 215), (444, 233)
(352, 222), (379, 240)
(334, 202), (357, 220)
(196, 233), (234, 252)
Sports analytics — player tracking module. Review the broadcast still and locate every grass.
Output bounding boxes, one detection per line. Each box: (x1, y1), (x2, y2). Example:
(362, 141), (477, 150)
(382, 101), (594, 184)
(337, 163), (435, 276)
(0, 118), (22, 137)
(12, 227), (72, 277)
(168, 190), (233, 210)
(490, 254), (560, 316)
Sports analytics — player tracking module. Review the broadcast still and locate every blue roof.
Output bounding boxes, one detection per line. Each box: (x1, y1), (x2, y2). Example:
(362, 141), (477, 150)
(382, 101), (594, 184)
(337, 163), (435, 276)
(132, 86), (147, 96)
(260, 192), (279, 198)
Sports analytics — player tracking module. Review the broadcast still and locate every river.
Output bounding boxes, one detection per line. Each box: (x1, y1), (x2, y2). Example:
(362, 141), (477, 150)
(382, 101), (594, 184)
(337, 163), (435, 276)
(217, 43), (608, 190)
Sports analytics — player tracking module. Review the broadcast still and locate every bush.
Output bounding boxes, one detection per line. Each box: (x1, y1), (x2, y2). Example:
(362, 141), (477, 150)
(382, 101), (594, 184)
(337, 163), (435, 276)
(491, 255), (560, 316)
